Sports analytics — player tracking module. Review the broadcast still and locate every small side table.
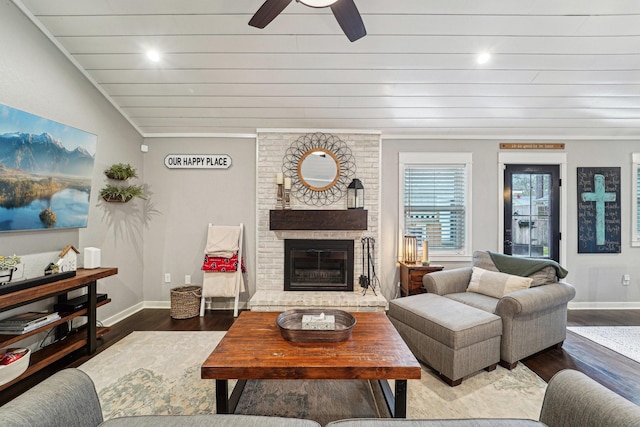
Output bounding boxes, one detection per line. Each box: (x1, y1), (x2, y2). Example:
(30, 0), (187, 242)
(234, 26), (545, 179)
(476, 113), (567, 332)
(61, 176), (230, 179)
(399, 262), (444, 296)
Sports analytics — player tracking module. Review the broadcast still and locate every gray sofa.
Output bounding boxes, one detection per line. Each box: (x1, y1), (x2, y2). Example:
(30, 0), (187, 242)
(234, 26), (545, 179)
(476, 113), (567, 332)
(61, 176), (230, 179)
(420, 251), (576, 368)
(1, 368), (639, 427)
(0, 368), (320, 427)
(325, 369), (640, 427)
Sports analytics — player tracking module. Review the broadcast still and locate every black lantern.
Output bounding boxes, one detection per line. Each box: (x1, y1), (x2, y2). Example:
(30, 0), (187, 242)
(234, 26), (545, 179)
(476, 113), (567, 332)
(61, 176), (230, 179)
(347, 178), (364, 209)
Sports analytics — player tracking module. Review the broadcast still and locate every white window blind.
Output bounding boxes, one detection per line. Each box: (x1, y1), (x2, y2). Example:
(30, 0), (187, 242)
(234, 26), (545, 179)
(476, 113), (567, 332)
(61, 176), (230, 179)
(404, 164), (467, 252)
(636, 165), (640, 236)
(633, 154), (640, 246)
(399, 152), (472, 259)
(637, 166), (640, 234)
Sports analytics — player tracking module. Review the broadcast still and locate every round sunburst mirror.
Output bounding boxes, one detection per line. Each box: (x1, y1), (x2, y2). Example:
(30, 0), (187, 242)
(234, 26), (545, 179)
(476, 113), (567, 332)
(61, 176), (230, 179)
(297, 148), (340, 192)
(283, 133), (356, 206)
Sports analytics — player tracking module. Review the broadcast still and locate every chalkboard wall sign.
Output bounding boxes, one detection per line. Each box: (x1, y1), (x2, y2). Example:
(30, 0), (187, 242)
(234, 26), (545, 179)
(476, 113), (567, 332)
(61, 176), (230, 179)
(577, 167), (621, 253)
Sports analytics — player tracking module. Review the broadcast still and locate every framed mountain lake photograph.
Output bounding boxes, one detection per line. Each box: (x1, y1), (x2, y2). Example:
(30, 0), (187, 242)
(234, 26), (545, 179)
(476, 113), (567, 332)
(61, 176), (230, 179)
(0, 103), (97, 232)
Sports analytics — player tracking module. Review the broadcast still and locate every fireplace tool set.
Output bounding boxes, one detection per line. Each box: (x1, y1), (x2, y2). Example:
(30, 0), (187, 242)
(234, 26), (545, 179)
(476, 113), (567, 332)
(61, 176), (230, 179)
(359, 237), (378, 296)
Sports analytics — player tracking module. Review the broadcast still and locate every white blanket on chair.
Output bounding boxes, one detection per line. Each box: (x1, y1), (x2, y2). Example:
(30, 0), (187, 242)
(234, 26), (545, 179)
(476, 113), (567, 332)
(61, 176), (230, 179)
(204, 225), (240, 258)
(202, 271), (245, 298)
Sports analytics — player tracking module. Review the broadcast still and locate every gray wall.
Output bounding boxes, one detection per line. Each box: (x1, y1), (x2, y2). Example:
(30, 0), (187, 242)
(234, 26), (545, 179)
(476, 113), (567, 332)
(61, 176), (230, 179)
(381, 139), (640, 307)
(141, 138), (256, 306)
(0, 1), (144, 319)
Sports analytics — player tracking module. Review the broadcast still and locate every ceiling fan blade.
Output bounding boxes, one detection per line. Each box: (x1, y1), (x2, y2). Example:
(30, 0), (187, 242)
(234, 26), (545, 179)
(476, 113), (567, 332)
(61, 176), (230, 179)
(330, 0), (366, 42)
(249, 0), (293, 29)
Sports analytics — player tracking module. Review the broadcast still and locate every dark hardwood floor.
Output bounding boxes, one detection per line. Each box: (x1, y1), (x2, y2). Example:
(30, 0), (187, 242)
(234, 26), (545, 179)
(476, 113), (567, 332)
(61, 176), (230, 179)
(523, 309), (640, 405)
(2, 309), (639, 407)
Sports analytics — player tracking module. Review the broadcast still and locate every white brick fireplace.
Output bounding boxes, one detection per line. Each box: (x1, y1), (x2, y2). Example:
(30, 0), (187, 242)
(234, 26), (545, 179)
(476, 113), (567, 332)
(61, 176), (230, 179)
(251, 130), (387, 312)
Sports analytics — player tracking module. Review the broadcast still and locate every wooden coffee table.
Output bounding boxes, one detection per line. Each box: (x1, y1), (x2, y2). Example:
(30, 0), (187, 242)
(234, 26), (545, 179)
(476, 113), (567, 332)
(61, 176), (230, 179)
(201, 311), (421, 418)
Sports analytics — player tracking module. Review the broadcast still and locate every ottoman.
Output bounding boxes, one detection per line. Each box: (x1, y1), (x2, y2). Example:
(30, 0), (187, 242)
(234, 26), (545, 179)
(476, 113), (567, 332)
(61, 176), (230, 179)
(388, 293), (502, 386)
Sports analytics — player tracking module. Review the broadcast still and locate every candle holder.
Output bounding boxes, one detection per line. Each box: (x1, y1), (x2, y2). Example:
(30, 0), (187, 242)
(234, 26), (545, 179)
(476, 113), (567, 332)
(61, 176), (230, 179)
(421, 240), (430, 266)
(275, 183), (284, 209)
(283, 188), (291, 209)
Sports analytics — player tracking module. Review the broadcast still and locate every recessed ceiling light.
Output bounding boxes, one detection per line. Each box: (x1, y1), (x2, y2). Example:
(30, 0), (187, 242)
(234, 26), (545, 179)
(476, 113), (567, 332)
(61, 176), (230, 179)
(477, 52), (491, 65)
(146, 50), (161, 62)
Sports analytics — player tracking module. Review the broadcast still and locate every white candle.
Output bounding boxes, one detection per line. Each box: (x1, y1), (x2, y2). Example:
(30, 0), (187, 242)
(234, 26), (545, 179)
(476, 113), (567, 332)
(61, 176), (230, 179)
(284, 177), (292, 189)
(422, 241), (429, 263)
(276, 172), (283, 184)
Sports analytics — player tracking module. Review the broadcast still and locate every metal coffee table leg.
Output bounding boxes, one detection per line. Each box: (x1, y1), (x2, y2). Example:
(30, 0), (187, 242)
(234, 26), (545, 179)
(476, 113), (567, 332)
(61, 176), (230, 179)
(215, 379), (247, 414)
(379, 379), (408, 418)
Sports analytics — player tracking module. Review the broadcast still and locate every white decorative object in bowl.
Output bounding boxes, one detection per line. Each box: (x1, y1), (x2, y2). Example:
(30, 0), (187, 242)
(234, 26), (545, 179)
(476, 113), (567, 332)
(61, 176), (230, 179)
(0, 348), (30, 386)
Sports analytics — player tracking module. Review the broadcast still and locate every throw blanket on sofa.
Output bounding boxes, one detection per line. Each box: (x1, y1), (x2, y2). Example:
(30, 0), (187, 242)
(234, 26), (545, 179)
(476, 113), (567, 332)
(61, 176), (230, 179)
(488, 251), (568, 279)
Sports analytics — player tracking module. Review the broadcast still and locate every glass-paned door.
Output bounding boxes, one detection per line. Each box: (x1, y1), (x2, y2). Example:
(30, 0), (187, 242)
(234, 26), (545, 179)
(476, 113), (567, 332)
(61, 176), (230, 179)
(504, 165), (560, 262)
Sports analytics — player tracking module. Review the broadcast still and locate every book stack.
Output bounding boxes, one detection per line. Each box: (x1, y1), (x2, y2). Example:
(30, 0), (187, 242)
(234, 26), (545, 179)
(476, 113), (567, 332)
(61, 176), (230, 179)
(0, 312), (61, 334)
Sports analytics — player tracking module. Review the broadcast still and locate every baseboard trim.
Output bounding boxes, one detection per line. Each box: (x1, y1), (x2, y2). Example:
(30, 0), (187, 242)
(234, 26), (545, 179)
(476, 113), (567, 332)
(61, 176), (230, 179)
(101, 302), (145, 326)
(100, 300), (248, 326)
(102, 300), (637, 325)
(569, 302), (640, 310)
(143, 301), (171, 309)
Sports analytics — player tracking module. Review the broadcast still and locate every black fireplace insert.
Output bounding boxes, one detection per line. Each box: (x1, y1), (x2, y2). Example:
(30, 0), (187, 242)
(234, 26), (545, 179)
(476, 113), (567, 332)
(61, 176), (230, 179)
(284, 239), (354, 291)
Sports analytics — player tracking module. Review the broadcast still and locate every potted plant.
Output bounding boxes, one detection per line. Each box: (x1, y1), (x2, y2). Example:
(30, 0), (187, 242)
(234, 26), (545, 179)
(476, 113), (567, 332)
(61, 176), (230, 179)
(100, 184), (147, 203)
(104, 163), (138, 180)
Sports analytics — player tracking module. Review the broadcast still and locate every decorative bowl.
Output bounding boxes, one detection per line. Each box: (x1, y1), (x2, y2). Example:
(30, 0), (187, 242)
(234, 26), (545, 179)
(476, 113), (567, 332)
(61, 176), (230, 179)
(0, 348), (30, 386)
(276, 309), (356, 342)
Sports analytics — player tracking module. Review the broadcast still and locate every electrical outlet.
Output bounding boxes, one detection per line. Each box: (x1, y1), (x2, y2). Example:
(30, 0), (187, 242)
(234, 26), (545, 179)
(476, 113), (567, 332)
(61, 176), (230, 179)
(164, 273), (171, 283)
(622, 274), (631, 286)
(185, 275), (191, 285)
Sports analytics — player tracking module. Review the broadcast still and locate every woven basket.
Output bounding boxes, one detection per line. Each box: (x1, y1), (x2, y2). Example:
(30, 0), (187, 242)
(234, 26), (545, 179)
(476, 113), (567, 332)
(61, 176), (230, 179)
(170, 285), (202, 319)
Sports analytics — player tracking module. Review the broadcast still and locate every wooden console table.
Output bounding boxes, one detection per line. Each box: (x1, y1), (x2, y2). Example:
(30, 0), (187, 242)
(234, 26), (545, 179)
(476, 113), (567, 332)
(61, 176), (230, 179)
(399, 262), (444, 296)
(0, 267), (117, 391)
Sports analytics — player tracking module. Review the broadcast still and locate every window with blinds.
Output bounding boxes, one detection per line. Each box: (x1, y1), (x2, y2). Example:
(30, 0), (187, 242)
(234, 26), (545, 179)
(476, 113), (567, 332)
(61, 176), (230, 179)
(637, 165), (640, 236)
(634, 154), (640, 246)
(399, 153), (472, 258)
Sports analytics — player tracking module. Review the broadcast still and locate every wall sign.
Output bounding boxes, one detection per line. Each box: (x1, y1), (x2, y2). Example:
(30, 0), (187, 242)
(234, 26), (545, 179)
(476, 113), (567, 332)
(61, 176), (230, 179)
(164, 154), (231, 169)
(577, 167), (621, 253)
(500, 143), (565, 150)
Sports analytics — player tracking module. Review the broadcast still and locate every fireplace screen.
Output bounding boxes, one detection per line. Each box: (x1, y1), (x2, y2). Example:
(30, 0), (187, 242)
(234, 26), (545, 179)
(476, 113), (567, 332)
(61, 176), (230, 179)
(284, 239), (354, 291)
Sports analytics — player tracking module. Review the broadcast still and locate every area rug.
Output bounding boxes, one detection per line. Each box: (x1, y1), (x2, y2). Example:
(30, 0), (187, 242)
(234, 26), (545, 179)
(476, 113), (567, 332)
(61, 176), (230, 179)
(568, 326), (640, 364)
(79, 331), (546, 425)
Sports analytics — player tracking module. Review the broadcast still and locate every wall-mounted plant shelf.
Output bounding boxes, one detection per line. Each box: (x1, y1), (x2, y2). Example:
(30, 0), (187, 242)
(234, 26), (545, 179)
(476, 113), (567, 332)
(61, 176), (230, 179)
(104, 163), (138, 180)
(269, 209), (368, 231)
(100, 163), (146, 203)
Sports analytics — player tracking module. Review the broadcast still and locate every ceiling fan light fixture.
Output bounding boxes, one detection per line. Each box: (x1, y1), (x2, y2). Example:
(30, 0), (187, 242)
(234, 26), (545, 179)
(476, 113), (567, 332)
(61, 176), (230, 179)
(250, 0), (365, 42)
(298, 0), (339, 8)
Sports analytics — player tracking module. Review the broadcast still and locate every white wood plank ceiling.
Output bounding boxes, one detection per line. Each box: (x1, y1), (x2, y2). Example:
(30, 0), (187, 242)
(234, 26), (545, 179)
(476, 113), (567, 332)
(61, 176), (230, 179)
(13, 0), (640, 139)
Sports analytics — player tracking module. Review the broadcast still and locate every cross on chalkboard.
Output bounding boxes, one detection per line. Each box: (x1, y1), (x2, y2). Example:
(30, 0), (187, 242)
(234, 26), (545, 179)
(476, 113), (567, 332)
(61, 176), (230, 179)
(581, 174), (616, 245)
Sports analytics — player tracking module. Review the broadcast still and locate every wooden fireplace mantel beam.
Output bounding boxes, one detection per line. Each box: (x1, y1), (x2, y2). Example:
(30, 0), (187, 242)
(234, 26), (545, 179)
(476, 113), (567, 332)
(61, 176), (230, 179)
(269, 209), (368, 231)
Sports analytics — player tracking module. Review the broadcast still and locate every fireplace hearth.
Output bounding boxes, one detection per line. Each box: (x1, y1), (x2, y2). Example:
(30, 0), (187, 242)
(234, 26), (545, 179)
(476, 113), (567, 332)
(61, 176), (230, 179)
(284, 239), (354, 291)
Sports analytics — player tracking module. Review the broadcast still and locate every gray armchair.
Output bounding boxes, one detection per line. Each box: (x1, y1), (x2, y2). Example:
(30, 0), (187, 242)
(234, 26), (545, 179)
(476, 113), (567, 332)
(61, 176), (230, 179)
(422, 251), (576, 368)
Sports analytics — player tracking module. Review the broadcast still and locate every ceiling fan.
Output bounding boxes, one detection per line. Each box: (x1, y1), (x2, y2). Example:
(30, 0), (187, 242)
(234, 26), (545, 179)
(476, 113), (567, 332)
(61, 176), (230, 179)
(249, 0), (366, 42)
